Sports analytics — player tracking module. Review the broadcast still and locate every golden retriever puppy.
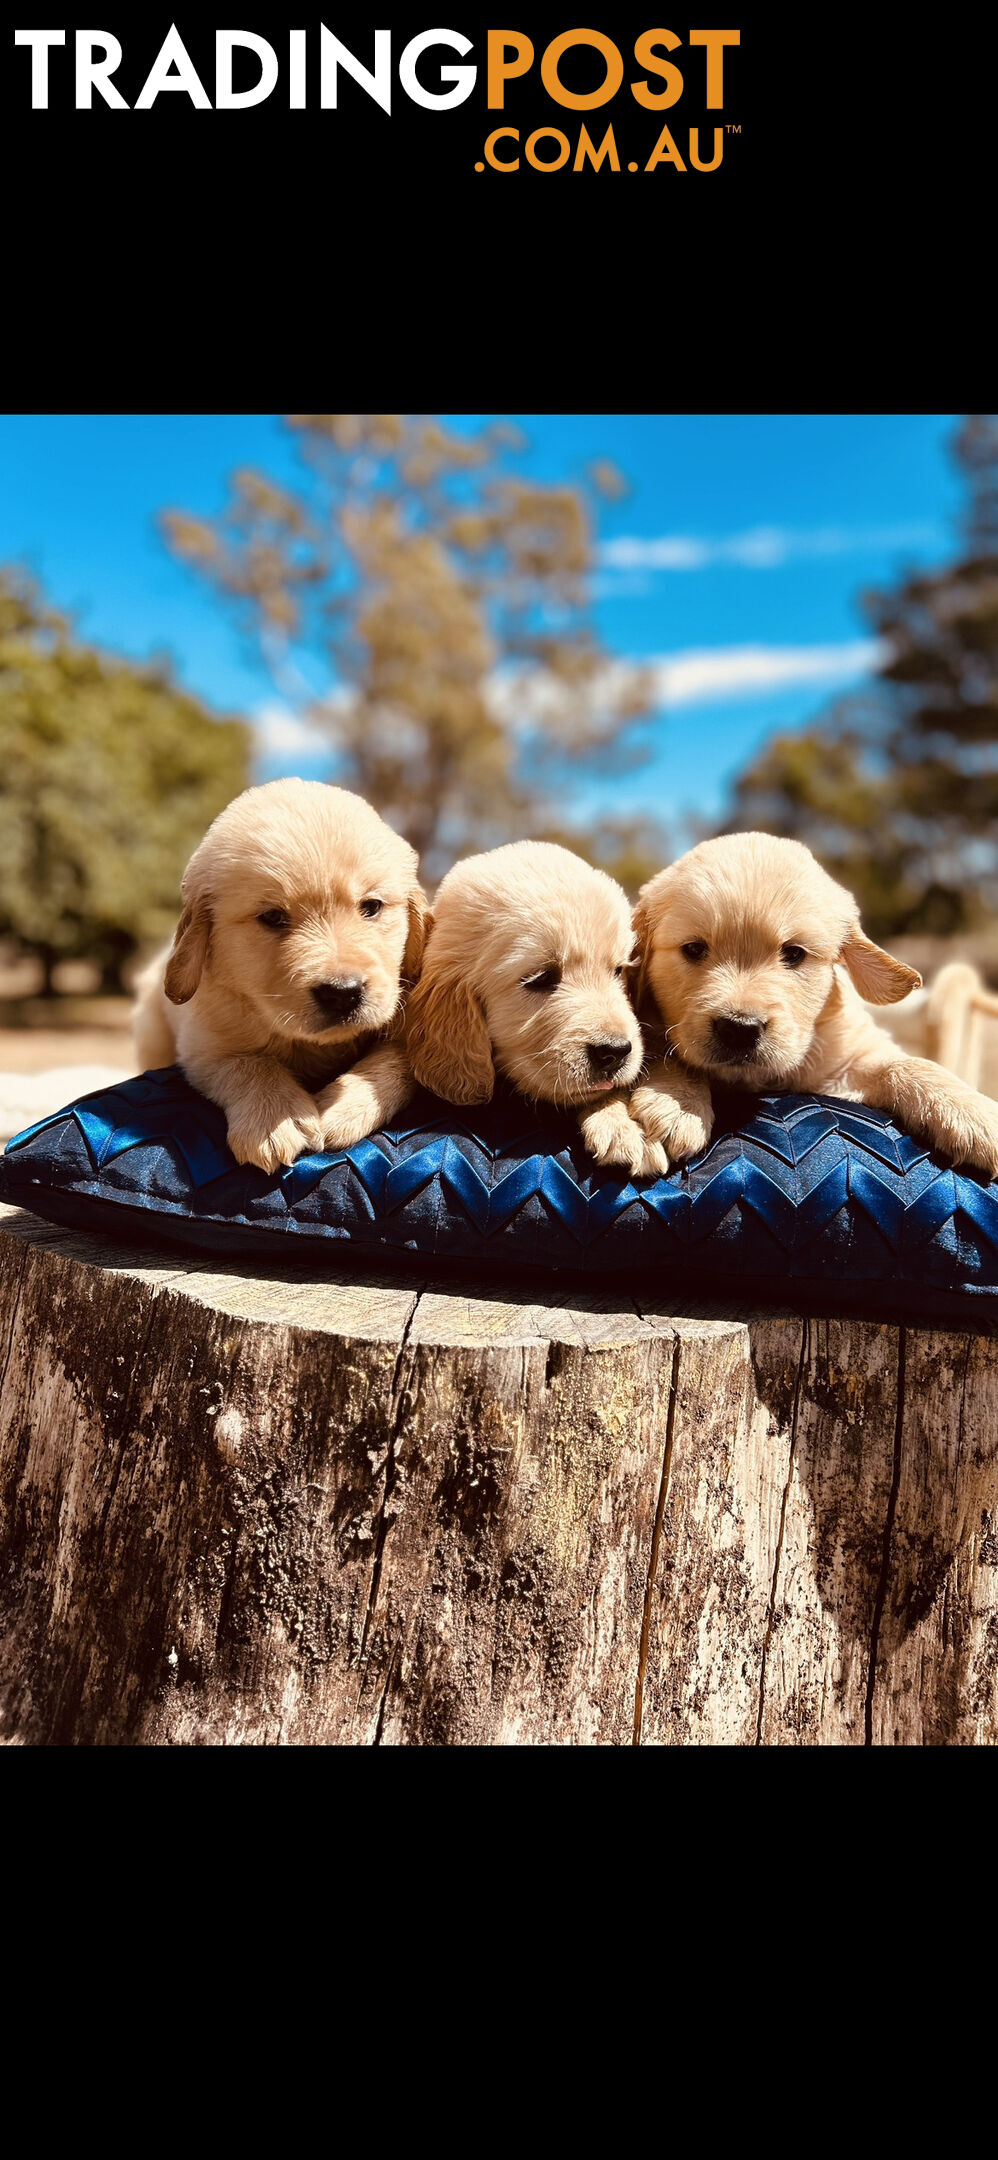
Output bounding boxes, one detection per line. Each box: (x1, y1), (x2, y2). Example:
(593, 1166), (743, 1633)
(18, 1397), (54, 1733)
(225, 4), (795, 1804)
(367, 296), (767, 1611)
(132, 779), (430, 1172)
(405, 840), (662, 1171)
(600, 831), (998, 1178)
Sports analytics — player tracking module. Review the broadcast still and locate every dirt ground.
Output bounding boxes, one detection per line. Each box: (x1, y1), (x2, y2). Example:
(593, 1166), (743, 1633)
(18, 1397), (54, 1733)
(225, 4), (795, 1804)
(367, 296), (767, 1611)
(0, 963), (138, 1137)
(0, 1022), (136, 1075)
(0, 983), (135, 1068)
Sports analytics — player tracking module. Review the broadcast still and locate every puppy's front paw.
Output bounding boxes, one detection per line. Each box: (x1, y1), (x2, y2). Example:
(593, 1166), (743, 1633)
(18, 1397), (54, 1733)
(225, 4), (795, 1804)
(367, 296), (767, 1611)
(316, 1078), (381, 1152)
(228, 1113), (323, 1174)
(942, 1096), (998, 1180)
(580, 1099), (670, 1179)
(629, 1083), (713, 1163)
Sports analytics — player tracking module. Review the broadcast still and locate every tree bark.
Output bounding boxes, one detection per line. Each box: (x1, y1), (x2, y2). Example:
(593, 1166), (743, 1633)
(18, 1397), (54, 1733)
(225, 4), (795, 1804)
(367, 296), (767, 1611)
(1, 1201), (996, 1746)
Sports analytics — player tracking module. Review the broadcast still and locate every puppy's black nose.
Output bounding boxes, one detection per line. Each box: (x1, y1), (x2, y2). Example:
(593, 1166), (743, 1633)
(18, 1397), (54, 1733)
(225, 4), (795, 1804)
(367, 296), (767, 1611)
(312, 977), (365, 1021)
(586, 1037), (633, 1078)
(712, 1012), (767, 1059)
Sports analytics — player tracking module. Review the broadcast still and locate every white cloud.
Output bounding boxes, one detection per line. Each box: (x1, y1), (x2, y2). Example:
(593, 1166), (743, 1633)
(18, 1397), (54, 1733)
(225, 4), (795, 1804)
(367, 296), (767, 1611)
(600, 522), (939, 573)
(488, 640), (885, 725)
(252, 702), (331, 764)
(645, 639), (886, 706)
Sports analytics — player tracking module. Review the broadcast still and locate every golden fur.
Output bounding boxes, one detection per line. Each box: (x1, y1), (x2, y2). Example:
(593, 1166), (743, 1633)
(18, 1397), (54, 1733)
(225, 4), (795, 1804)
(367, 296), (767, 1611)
(405, 841), (654, 1164)
(598, 831), (998, 1178)
(132, 779), (430, 1172)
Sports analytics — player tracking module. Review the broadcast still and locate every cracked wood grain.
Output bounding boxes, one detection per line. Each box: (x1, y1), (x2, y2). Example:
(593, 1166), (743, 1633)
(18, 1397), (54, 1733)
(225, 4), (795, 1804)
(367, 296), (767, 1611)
(632, 1334), (681, 1745)
(866, 1330), (998, 1745)
(755, 1322), (808, 1746)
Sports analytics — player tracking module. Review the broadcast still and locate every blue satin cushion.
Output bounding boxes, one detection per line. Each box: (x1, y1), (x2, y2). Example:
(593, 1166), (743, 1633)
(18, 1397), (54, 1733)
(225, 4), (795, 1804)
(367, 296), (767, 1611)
(2, 1064), (997, 1323)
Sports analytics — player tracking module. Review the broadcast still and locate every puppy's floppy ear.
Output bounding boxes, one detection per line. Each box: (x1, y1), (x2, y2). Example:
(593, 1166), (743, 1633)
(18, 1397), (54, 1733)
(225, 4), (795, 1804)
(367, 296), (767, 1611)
(402, 886), (432, 985)
(405, 963), (494, 1105)
(164, 898), (212, 1004)
(839, 923), (922, 1005)
(629, 890), (659, 1022)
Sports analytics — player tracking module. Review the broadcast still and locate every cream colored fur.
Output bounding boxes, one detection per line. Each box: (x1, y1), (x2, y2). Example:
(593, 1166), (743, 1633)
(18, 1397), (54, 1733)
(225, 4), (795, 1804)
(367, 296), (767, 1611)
(599, 831), (998, 1178)
(405, 841), (658, 1167)
(132, 779), (430, 1172)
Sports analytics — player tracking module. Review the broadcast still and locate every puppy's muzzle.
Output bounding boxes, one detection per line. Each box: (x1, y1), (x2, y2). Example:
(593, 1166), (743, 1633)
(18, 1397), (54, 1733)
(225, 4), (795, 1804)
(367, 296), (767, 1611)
(586, 1037), (634, 1080)
(711, 1012), (767, 1061)
(311, 977), (366, 1022)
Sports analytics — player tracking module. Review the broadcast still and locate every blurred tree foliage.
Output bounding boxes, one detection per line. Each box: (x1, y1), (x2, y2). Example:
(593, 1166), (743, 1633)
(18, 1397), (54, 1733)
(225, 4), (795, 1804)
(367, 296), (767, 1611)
(161, 414), (665, 885)
(726, 415), (998, 937)
(534, 811), (681, 896)
(0, 569), (249, 992)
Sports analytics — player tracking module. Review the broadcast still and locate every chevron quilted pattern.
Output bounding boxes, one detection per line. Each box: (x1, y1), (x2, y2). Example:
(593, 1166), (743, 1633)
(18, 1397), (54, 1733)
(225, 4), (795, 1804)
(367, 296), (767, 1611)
(2, 1063), (997, 1317)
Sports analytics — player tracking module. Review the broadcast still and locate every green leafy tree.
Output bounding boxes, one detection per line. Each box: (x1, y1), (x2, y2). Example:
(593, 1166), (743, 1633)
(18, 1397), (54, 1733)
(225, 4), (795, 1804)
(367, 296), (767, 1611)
(726, 415), (998, 937)
(161, 414), (663, 884)
(0, 568), (250, 991)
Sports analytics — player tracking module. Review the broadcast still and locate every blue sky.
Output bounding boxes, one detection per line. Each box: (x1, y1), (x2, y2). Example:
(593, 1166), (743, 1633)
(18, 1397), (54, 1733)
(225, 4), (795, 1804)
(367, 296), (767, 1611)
(0, 412), (962, 836)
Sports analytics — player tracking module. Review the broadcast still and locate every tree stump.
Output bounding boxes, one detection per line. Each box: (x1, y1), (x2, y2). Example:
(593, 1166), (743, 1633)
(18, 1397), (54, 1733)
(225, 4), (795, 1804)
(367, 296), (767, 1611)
(1, 1199), (997, 1746)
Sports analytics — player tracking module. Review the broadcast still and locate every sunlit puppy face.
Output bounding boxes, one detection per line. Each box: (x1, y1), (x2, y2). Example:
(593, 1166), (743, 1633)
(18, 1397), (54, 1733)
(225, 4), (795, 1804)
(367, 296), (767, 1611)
(164, 779), (429, 1042)
(634, 832), (919, 1088)
(406, 840), (643, 1107)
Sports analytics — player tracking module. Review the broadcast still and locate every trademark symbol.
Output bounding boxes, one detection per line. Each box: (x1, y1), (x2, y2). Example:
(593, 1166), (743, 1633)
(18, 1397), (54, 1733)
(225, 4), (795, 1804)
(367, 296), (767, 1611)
(726, 123), (741, 133)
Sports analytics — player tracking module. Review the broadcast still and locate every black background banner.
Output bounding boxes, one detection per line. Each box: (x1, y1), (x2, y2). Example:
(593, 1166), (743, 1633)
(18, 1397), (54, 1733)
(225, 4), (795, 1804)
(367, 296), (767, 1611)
(0, 11), (991, 410)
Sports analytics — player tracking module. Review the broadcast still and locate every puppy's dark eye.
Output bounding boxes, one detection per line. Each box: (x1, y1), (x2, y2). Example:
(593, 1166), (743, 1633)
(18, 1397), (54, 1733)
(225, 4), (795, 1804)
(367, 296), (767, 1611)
(360, 897), (383, 919)
(258, 909), (290, 932)
(615, 964), (627, 980)
(522, 966), (561, 994)
(781, 943), (807, 969)
(681, 940), (708, 963)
